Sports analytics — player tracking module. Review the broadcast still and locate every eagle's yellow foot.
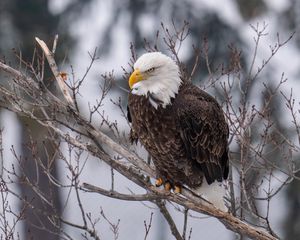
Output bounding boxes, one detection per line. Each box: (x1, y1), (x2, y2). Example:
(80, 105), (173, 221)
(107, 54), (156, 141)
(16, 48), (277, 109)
(174, 185), (182, 194)
(164, 182), (172, 191)
(155, 178), (173, 192)
(155, 178), (164, 187)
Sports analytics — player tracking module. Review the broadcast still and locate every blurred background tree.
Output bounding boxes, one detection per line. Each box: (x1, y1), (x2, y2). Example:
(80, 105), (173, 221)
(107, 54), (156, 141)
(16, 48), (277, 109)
(0, 1), (92, 239)
(1, 0), (299, 239)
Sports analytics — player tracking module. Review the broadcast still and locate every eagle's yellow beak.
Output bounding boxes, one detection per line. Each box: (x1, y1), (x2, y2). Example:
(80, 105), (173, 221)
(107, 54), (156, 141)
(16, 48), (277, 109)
(129, 69), (144, 89)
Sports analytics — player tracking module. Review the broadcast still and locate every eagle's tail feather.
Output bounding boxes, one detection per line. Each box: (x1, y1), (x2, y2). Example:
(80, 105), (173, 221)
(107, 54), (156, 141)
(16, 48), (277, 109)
(193, 179), (227, 212)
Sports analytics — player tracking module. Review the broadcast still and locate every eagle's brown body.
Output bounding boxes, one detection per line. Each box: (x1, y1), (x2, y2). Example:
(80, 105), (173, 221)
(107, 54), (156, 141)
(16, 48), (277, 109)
(128, 83), (229, 188)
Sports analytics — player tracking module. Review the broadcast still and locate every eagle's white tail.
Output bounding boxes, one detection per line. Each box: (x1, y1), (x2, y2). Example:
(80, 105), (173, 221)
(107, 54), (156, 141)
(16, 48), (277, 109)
(193, 179), (227, 212)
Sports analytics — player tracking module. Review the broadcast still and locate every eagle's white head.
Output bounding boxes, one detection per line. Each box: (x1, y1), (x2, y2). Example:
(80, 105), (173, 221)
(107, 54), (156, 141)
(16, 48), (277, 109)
(129, 52), (182, 109)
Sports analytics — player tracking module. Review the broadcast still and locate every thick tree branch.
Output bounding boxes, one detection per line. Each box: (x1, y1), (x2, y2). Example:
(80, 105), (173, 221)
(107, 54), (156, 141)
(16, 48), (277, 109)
(81, 183), (159, 201)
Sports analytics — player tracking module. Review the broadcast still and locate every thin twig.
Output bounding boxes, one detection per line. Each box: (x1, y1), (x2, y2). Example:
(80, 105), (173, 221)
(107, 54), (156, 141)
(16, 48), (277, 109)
(182, 208), (189, 240)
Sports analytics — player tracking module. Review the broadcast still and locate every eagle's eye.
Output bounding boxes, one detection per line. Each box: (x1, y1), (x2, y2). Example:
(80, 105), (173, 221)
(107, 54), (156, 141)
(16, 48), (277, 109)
(146, 67), (155, 73)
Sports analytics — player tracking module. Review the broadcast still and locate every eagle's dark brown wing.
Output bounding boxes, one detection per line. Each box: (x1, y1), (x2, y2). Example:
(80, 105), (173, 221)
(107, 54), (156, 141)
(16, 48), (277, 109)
(174, 85), (229, 184)
(127, 105), (139, 144)
(127, 105), (132, 123)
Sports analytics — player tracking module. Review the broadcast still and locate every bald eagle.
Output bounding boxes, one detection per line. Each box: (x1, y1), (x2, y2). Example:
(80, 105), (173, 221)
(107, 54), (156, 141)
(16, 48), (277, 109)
(127, 52), (229, 210)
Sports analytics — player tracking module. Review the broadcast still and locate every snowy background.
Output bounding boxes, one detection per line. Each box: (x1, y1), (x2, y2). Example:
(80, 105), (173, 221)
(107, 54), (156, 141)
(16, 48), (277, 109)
(1, 0), (300, 239)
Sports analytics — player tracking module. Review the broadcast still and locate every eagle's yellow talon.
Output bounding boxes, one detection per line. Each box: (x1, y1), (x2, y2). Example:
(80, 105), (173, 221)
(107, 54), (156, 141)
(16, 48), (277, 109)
(164, 182), (172, 191)
(155, 178), (163, 187)
(174, 185), (181, 193)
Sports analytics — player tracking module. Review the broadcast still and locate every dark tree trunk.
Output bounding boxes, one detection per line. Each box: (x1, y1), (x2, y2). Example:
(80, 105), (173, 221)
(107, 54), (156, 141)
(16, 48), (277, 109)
(19, 117), (62, 239)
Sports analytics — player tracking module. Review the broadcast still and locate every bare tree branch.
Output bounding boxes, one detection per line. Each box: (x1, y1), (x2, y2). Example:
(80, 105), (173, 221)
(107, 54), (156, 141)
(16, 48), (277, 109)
(156, 200), (183, 240)
(35, 37), (74, 105)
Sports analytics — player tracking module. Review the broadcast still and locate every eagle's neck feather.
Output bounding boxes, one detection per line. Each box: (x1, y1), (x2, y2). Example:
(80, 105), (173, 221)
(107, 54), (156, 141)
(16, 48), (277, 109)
(131, 68), (182, 109)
